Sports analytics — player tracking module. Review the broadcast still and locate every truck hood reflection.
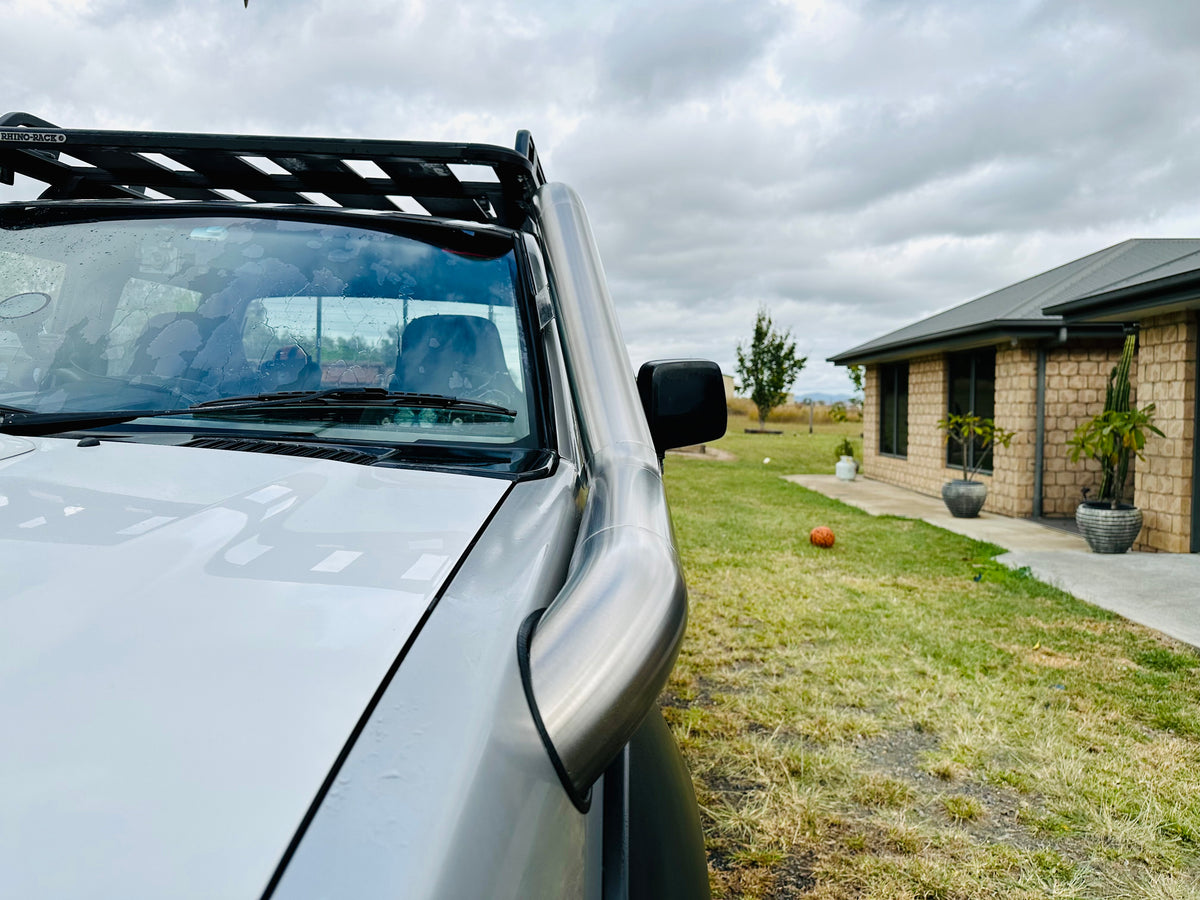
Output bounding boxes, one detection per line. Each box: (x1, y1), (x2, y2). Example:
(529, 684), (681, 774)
(0, 436), (508, 900)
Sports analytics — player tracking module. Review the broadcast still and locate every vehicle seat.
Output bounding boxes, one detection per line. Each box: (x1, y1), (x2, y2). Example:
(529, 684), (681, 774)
(390, 314), (520, 406)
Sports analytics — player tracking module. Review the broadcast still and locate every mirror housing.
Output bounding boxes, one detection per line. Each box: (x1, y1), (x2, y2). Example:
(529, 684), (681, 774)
(637, 359), (727, 455)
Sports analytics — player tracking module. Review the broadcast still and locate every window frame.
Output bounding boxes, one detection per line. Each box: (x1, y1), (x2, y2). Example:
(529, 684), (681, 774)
(878, 361), (909, 458)
(945, 348), (997, 475)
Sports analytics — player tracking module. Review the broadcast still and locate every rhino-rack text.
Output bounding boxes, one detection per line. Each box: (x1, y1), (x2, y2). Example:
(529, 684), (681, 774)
(0, 131), (66, 143)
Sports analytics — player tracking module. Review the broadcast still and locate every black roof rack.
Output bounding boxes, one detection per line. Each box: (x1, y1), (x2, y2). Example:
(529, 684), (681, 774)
(0, 112), (546, 228)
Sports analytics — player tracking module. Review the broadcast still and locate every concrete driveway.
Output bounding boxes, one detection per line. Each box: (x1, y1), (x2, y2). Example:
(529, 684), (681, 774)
(786, 475), (1200, 649)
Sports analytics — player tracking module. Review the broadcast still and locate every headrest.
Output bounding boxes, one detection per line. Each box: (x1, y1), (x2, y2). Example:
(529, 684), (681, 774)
(392, 314), (510, 395)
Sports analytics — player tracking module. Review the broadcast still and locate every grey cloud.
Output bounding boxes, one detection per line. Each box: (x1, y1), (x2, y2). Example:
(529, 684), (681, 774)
(5, 0), (1200, 397)
(4, 1), (591, 136)
(596, 0), (785, 108)
(81, 0), (189, 25)
(1046, 0), (1200, 55)
(778, 1), (1200, 227)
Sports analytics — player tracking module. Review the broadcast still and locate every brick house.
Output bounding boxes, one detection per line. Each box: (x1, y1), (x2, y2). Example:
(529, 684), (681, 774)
(830, 239), (1200, 552)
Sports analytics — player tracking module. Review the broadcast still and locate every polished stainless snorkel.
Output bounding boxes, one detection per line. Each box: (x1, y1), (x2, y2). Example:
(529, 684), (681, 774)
(519, 183), (692, 807)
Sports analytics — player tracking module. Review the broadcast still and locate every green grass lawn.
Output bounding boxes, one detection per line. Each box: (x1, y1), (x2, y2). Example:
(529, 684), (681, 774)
(665, 413), (1200, 899)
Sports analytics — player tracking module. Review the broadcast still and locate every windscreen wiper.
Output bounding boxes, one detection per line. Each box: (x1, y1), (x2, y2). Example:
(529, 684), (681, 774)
(0, 389), (516, 436)
(0, 407), (181, 436)
(191, 388), (517, 418)
(0, 401), (224, 435)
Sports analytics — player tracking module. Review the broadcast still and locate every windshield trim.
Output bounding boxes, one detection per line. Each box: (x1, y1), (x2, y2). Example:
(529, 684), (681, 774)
(0, 200), (521, 247)
(0, 209), (554, 455)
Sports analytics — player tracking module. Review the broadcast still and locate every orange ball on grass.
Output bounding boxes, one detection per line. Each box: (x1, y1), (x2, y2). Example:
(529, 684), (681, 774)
(809, 526), (835, 548)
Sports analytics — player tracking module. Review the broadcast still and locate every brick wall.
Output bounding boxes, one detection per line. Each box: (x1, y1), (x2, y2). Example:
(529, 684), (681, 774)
(989, 345), (1038, 516)
(863, 347), (1033, 515)
(863, 364), (879, 459)
(863, 355), (964, 500)
(864, 340), (1126, 519)
(859, 323), (1198, 552)
(863, 353), (1024, 508)
(1133, 313), (1196, 553)
(1042, 340), (1127, 516)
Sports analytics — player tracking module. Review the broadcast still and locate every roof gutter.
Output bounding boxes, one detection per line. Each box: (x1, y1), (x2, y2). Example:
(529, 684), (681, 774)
(519, 183), (686, 808)
(828, 322), (1123, 367)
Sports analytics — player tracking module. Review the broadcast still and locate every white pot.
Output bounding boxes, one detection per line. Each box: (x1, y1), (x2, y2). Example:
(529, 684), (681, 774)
(835, 455), (857, 481)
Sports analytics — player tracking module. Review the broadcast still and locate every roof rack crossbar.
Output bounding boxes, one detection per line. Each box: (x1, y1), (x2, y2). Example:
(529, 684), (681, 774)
(0, 114), (546, 226)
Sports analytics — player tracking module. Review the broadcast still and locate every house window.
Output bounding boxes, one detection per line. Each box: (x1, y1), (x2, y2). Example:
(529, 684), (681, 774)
(946, 348), (996, 473)
(879, 362), (908, 457)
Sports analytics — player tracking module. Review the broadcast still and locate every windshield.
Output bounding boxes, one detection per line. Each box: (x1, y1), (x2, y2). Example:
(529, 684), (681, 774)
(0, 214), (537, 447)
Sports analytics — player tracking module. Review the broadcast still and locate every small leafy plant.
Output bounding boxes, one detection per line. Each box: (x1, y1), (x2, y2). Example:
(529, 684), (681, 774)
(936, 413), (1014, 481)
(1068, 406), (1162, 508)
(833, 436), (857, 462)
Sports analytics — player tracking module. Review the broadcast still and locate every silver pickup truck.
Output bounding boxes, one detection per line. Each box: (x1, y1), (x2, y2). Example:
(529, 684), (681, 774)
(0, 114), (724, 899)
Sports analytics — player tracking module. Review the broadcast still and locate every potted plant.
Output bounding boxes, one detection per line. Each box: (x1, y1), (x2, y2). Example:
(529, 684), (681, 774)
(1068, 332), (1162, 553)
(833, 436), (858, 480)
(936, 413), (1014, 518)
(1068, 405), (1162, 552)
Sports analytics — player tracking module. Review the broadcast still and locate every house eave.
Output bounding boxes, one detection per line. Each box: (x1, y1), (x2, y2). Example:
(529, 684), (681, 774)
(1044, 273), (1200, 323)
(828, 321), (1125, 367)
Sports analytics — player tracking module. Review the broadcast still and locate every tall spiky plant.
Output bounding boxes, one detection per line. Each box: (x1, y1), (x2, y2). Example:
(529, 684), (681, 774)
(1069, 331), (1163, 508)
(1099, 333), (1136, 501)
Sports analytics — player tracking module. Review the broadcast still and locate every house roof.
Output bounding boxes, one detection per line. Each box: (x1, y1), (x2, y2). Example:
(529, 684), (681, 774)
(1044, 245), (1200, 322)
(829, 239), (1200, 365)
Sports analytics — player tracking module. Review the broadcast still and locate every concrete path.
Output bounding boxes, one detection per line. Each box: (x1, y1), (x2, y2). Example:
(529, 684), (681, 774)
(785, 474), (1088, 552)
(785, 474), (1200, 649)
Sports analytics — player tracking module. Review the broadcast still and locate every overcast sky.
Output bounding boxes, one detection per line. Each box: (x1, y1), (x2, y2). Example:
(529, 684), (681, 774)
(6, 0), (1200, 397)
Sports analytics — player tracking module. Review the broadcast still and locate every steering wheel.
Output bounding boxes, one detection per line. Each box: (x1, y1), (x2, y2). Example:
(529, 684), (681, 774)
(41, 367), (85, 389)
(121, 374), (216, 407)
(474, 387), (516, 410)
(40, 367), (214, 408)
(459, 367), (520, 412)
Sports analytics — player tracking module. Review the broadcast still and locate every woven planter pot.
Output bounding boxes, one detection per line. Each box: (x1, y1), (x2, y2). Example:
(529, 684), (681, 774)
(1076, 502), (1142, 554)
(941, 480), (987, 518)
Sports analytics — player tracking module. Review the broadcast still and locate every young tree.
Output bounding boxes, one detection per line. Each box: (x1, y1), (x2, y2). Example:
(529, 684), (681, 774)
(735, 308), (807, 429)
(847, 364), (864, 397)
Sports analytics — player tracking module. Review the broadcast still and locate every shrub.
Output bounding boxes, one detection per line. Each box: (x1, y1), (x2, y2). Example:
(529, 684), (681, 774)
(936, 413), (1014, 482)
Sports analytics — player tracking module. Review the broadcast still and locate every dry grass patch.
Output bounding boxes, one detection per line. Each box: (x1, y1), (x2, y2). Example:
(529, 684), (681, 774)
(664, 415), (1200, 898)
(942, 795), (985, 823)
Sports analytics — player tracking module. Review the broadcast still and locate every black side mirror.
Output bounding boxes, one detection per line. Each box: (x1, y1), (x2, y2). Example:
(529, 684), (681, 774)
(637, 359), (727, 456)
